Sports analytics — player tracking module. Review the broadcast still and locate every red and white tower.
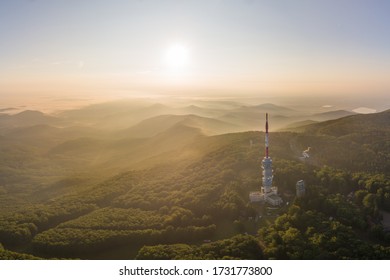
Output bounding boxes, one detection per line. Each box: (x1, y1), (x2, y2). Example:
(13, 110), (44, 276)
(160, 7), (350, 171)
(260, 113), (282, 206)
(261, 113), (273, 197)
(250, 113), (282, 205)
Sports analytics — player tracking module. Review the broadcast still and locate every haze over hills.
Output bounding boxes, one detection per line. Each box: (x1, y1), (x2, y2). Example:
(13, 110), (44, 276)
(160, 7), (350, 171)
(0, 99), (388, 174)
(310, 110), (357, 121)
(121, 114), (238, 138)
(0, 110), (61, 129)
(0, 99), (388, 175)
(0, 98), (389, 260)
(5, 99), (364, 131)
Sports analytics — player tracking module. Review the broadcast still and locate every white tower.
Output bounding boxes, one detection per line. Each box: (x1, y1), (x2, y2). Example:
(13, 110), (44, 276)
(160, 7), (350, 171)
(296, 180), (305, 197)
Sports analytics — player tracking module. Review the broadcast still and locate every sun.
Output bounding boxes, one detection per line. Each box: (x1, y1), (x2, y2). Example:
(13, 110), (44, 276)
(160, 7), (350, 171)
(163, 43), (190, 70)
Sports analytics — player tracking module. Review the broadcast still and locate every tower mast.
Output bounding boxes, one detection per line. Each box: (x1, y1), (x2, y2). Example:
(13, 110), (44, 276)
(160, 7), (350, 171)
(261, 113), (274, 200)
(250, 113), (282, 205)
(265, 113), (269, 158)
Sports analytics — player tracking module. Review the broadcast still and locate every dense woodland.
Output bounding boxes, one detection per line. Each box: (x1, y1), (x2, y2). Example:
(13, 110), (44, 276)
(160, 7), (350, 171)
(0, 102), (389, 259)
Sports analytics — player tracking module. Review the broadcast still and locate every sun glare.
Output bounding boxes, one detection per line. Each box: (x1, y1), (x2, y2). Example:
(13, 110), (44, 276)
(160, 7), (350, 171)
(164, 43), (190, 70)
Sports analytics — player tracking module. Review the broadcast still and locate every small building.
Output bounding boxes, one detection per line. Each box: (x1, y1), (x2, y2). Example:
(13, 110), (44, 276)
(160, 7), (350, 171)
(266, 193), (283, 206)
(296, 180), (305, 197)
(249, 191), (263, 202)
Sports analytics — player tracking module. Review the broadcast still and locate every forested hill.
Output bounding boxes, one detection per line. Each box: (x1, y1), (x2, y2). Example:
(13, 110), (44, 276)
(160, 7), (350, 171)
(293, 109), (390, 136)
(287, 109), (390, 173)
(0, 105), (389, 259)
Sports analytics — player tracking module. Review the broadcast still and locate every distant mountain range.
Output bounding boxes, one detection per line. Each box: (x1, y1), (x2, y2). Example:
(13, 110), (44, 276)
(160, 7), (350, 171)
(0, 101), (388, 174)
(120, 114), (238, 138)
(0, 110), (60, 129)
(36, 100), (363, 132)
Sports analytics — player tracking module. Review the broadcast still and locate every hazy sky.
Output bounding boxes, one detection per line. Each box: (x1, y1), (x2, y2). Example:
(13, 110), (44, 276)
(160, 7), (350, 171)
(1, 0), (389, 100)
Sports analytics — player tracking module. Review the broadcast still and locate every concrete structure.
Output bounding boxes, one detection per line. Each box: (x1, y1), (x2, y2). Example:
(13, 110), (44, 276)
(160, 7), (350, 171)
(266, 194), (283, 206)
(249, 191), (263, 202)
(296, 180), (305, 197)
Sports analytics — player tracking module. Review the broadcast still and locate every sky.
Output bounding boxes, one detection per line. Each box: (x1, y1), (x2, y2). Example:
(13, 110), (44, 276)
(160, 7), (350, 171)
(0, 0), (389, 103)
